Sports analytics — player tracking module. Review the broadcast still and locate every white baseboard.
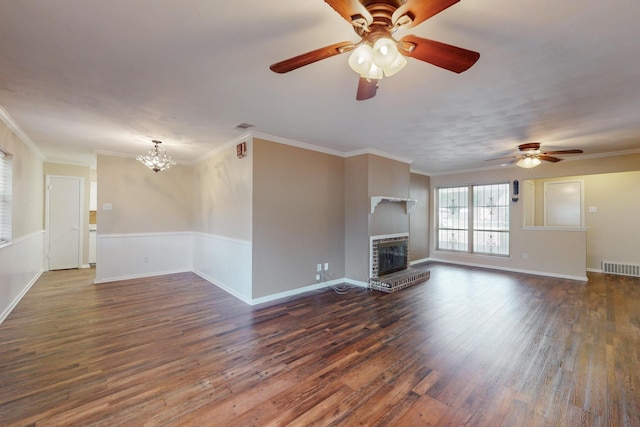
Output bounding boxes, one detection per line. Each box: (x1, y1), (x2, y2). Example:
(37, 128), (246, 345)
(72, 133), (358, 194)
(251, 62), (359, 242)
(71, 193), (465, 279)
(429, 257), (588, 282)
(249, 279), (345, 306)
(94, 268), (192, 284)
(193, 270), (253, 305)
(410, 257), (431, 266)
(342, 278), (369, 288)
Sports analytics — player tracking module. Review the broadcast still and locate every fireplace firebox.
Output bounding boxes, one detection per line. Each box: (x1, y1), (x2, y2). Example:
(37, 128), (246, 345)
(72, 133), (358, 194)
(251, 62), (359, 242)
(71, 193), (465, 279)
(377, 240), (408, 276)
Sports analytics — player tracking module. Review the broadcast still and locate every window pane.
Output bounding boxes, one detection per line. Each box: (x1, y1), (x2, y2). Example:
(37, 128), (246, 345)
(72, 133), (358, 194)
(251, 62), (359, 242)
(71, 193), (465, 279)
(437, 186), (469, 252)
(438, 229), (468, 252)
(438, 186), (468, 229)
(474, 230), (509, 255)
(473, 183), (509, 256)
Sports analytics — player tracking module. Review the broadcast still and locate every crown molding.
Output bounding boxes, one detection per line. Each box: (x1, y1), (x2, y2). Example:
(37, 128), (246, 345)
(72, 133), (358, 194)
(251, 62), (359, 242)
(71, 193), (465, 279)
(343, 148), (413, 165)
(0, 105), (45, 160)
(251, 131), (345, 157)
(251, 131), (413, 164)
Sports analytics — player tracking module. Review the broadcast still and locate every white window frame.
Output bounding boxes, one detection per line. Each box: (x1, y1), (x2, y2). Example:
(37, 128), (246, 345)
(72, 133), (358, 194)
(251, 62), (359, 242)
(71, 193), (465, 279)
(436, 182), (510, 257)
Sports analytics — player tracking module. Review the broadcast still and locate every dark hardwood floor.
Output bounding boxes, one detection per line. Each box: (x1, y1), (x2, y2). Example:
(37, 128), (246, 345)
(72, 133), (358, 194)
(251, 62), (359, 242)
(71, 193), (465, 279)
(0, 264), (639, 426)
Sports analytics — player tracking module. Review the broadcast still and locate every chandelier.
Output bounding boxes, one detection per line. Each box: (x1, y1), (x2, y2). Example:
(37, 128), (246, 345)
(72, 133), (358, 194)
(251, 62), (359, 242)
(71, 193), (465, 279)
(137, 140), (176, 173)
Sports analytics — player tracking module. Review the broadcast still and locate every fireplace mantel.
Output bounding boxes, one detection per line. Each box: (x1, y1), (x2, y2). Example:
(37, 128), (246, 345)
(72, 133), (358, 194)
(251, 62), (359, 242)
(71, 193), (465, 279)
(370, 196), (417, 214)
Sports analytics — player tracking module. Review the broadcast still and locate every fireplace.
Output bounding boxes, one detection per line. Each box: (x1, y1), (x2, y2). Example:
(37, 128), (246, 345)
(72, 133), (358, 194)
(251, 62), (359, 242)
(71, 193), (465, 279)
(370, 234), (409, 279)
(378, 240), (408, 276)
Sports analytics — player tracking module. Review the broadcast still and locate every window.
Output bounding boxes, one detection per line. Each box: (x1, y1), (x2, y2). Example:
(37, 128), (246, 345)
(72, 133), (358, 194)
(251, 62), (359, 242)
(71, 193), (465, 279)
(437, 183), (509, 256)
(0, 149), (12, 244)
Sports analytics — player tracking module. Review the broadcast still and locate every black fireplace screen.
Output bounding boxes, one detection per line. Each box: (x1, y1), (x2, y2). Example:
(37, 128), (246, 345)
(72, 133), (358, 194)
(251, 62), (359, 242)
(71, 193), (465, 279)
(378, 240), (408, 276)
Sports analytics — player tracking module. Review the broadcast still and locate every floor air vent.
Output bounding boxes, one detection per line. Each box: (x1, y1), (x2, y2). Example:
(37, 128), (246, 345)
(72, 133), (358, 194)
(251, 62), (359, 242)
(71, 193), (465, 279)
(602, 261), (640, 277)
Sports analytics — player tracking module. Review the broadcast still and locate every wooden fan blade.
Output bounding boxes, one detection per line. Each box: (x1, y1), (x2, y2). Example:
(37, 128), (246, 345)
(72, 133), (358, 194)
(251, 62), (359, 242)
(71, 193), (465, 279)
(392, 0), (460, 28)
(356, 77), (378, 101)
(324, 0), (372, 26)
(486, 156), (517, 162)
(399, 35), (479, 73)
(270, 41), (355, 73)
(542, 150), (584, 155)
(538, 155), (562, 163)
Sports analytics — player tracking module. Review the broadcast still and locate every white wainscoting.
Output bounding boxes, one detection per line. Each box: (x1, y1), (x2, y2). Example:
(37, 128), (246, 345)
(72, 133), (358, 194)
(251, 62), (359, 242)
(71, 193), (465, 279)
(95, 232), (193, 284)
(192, 232), (252, 304)
(0, 231), (44, 324)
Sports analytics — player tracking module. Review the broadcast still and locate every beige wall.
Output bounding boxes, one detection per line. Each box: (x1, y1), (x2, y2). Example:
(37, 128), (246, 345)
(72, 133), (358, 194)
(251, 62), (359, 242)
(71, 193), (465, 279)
(252, 139), (345, 298)
(0, 120), (43, 238)
(430, 153), (640, 276)
(97, 155), (194, 234)
(527, 170), (640, 270)
(192, 142), (252, 241)
(43, 162), (91, 265)
(409, 173), (430, 261)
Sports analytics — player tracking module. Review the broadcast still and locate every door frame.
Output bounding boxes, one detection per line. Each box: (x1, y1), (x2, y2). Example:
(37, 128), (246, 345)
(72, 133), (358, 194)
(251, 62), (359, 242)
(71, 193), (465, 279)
(45, 175), (84, 271)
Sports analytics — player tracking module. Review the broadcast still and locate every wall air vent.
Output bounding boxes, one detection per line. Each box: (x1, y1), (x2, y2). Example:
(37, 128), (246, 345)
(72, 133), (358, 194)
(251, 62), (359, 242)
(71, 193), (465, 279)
(602, 261), (640, 277)
(234, 122), (255, 130)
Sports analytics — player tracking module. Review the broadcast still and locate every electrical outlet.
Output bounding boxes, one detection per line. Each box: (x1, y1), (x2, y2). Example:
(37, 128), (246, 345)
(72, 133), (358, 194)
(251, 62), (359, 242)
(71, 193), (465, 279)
(317, 264), (322, 272)
(144, 256), (149, 262)
(316, 274), (320, 281)
(522, 253), (528, 260)
(324, 262), (329, 271)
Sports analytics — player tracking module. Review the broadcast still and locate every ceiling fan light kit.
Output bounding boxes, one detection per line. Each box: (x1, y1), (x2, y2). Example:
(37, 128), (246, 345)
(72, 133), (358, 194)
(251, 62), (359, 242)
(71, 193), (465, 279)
(516, 156), (542, 169)
(270, 0), (480, 100)
(487, 142), (584, 169)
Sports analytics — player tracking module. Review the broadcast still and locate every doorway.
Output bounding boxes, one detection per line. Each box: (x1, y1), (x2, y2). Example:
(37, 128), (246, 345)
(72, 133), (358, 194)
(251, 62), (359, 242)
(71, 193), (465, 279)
(46, 175), (83, 270)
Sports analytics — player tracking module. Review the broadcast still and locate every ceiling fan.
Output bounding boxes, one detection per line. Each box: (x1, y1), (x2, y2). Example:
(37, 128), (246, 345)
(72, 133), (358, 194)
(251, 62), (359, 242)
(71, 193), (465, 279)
(487, 143), (584, 169)
(270, 0), (480, 100)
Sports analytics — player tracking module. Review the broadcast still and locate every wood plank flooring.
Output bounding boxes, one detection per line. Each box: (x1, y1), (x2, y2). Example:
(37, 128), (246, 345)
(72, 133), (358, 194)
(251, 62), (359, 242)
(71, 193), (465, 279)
(0, 264), (639, 426)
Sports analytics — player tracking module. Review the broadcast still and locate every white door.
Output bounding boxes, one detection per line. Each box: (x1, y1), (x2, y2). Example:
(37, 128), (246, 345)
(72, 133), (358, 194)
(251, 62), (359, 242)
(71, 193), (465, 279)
(544, 180), (583, 227)
(47, 176), (83, 270)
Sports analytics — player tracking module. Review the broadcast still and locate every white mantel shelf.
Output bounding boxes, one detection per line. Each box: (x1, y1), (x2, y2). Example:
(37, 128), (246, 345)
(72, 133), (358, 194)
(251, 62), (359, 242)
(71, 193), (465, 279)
(370, 196), (417, 214)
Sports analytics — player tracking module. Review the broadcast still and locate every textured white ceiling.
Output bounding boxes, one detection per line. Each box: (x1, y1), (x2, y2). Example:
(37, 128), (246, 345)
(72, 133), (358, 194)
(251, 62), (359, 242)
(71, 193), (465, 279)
(1, 0), (639, 173)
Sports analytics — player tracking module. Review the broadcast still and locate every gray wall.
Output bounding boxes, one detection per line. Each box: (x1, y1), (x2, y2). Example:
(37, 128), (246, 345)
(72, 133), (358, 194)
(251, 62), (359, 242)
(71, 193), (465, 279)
(252, 138), (345, 298)
(345, 155), (369, 282)
(345, 154), (413, 282)
(409, 173), (430, 261)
